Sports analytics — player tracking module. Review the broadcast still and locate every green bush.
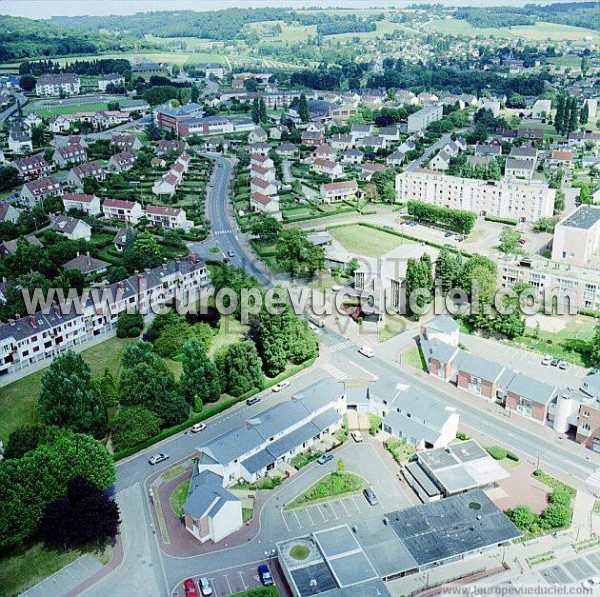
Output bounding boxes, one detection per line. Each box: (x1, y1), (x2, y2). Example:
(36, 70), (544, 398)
(111, 406), (161, 452)
(506, 451), (520, 462)
(456, 431), (470, 440)
(485, 446), (508, 460)
(484, 215), (518, 226)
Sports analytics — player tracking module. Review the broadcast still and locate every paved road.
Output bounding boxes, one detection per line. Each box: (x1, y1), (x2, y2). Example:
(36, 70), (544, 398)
(0, 91), (27, 124)
(405, 132), (453, 172)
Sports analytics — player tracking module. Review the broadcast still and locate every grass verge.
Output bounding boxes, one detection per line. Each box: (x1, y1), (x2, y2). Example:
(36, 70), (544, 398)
(285, 472), (366, 510)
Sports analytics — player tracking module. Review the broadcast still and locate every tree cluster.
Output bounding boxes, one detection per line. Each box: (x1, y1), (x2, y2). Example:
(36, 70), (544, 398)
(407, 201), (476, 235)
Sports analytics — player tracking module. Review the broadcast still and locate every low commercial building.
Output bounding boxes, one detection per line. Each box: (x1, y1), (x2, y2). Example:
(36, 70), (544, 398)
(278, 491), (520, 596)
(396, 169), (555, 222)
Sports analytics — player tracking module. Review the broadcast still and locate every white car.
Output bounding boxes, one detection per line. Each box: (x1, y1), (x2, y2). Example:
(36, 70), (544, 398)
(582, 577), (600, 590)
(148, 453), (169, 466)
(272, 380), (290, 392)
(358, 346), (374, 358)
(541, 355), (553, 366)
(351, 431), (364, 443)
(199, 577), (213, 596)
(308, 322), (321, 335)
(190, 422), (206, 433)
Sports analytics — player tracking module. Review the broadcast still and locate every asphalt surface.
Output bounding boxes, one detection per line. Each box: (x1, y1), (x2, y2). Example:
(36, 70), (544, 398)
(84, 147), (600, 597)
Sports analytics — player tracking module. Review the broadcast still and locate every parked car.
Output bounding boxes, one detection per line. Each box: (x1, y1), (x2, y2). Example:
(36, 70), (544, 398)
(199, 577), (213, 596)
(351, 431), (364, 443)
(190, 422), (206, 433)
(358, 345), (374, 358)
(558, 360), (568, 370)
(518, 238), (526, 245)
(183, 578), (199, 597)
(246, 396), (261, 406)
(258, 564), (273, 586)
(444, 230), (453, 237)
(227, 249), (235, 257)
(582, 577), (600, 590)
(589, 368), (600, 376)
(317, 453), (334, 465)
(541, 355), (553, 366)
(550, 357), (560, 367)
(272, 380), (290, 393)
(308, 322), (321, 335)
(148, 453), (169, 466)
(363, 487), (379, 506)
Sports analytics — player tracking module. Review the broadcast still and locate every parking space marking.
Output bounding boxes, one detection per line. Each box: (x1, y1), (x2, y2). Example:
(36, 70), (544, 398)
(291, 509), (302, 529)
(223, 574), (233, 594)
(327, 501), (340, 520)
(338, 498), (351, 516)
(315, 504), (327, 522)
(344, 496), (361, 515)
(352, 495), (365, 514)
(282, 510), (293, 532)
(304, 507), (316, 525)
(238, 571), (247, 591)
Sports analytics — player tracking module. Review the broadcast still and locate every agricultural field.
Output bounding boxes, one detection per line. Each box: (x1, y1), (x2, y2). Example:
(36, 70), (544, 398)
(423, 18), (597, 41)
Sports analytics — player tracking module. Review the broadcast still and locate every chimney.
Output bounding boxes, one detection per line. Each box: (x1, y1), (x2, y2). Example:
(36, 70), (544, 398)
(118, 281), (124, 289)
(29, 315), (37, 329)
(8, 319), (15, 326)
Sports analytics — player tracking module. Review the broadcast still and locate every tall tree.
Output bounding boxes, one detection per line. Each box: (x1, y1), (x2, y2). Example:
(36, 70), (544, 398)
(38, 351), (107, 438)
(554, 94), (565, 135)
(251, 97), (261, 124)
(435, 247), (461, 295)
(259, 97), (267, 123)
(179, 338), (221, 407)
(567, 97), (579, 136)
(214, 341), (264, 397)
(580, 102), (589, 126)
(298, 93), (309, 122)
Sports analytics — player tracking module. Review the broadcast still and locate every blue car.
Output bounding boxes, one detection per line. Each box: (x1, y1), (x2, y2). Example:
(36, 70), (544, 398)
(258, 564), (273, 586)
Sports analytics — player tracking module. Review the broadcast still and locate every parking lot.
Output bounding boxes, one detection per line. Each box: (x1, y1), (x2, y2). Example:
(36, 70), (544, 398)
(173, 561), (289, 597)
(539, 550), (600, 585)
(281, 491), (382, 533)
(460, 334), (588, 388)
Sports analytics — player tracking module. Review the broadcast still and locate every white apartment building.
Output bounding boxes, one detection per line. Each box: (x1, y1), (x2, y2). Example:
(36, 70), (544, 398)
(35, 74), (81, 97)
(0, 256), (208, 377)
(98, 73), (126, 92)
(407, 104), (443, 132)
(102, 199), (144, 225)
(551, 205), (600, 267)
(396, 169), (555, 222)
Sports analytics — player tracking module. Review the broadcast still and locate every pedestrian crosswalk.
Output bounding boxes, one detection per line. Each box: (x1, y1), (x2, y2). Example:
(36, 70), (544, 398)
(213, 230), (232, 236)
(329, 340), (354, 353)
(320, 363), (348, 381)
(586, 468), (600, 492)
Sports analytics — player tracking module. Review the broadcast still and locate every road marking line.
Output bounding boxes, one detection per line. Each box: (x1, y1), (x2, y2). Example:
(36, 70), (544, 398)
(292, 509), (302, 529)
(304, 507), (316, 525)
(338, 498), (350, 517)
(328, 501), (340, 520)
(281, 510), (293, 532)
(315, 504), (327, 522)
(223, 574), (233, 594)
(239, 571), (247, 590)
(348, 360), (378, 380)
(351, 495), (364, 513)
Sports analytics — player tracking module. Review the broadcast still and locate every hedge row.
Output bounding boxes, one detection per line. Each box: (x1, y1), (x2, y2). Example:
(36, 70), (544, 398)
(484, 215), (518, 226)
(112, 357), (316, 461)
(407, 201), (476, 234)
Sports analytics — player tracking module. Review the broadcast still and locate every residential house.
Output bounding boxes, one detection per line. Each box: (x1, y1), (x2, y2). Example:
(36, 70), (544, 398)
(145, 205), (193, 231)
(107, 151), (136, 173)
(475, 143), (502, 157)
(357, 136), (386, 151)
(113, 228), (136, 252)
(156, 140), (188, 155)
(152, 173), (180, 199)
(429, 150), (451, 171)
(549, 150), (574, 170)
(62, 193), (101, 215)
(67, 162), (105, 189)
(378, 126), (400, 142)
(509, 145), (538, 163)
(504, 158), (535, 180)
(111, 134), (143, 152)
(0, 202), (19, 224)
(250, 164), (276, 182)
(248, 142), (271, 156)
(52, 143), (87, 168)
(250, 178), (278, 196)
(8, 126), (33, 154)
(312, 159), (343, 180)
(320, 180), (359, 204)
(276, 143), (296, 158)
(102, 199), (144, 224)
(251, 154), (274, 169)
(48, 115), (71, 133)
(531, 99), (552, 120)
(0, 234), (42, 257)
(63, 254), (110, 276)
(20, 176), (62, 204)
(250, 191), (281, 215)
(248, 127), (268, 144)
(98, 73), (126, 92)
(361, 162), (387, 181)
(312, 144), (336, 161)
(50, 214), (92, 241)
(300, 131), (324, 146)
(23, 113), (43, 130)
(330, 134), (354, 151)
(350, 124), (374, 142)
(341, 148), (364, 165)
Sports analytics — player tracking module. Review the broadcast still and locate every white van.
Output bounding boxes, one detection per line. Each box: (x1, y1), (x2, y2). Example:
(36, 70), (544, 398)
(358, 346), (374, 358)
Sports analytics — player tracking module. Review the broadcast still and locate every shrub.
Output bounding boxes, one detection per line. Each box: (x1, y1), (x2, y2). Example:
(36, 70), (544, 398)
(116, 312), (144, 338)
(543, 503), (571, 528)
(111, 406), (162, 452)
(550, 487), (573, 507)
(506, 451), (520, 462)
(485, 446), (508, 460)
(456, 431), (470, 440)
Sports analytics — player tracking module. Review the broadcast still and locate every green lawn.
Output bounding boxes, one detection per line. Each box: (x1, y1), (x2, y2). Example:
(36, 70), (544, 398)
(231, 587), (279, 597)
(328, 224), (403, 258)
(402, 345), (427, 371)
(0, 541), (110, 597)
(379, 314), (407, 342)
(170, 478), (191, 516)
(285, 472), (366, 510)
(208, 316), (249, 357)
(0, 336), (134, 443)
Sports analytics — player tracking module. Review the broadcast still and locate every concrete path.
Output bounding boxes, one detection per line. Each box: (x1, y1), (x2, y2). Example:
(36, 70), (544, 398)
(22, 555), (103, 597)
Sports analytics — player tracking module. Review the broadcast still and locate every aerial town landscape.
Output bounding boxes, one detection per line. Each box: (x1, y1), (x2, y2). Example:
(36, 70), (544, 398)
(0, 1), (599, 596)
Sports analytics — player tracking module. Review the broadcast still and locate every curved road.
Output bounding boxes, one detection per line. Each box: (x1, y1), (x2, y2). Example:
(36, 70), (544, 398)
(83, 151), (600, 597)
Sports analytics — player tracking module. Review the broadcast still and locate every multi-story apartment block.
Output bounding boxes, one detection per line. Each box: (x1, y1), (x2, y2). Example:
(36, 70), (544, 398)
(552, 205), (600, 267)
(35, 73), (81, 97)
(396, 169), (555, 222)
(102, 199), (144, 224)
(98, 73), (126, 92)
(0, 256), (208, 377)
(407, 104), (443, 132)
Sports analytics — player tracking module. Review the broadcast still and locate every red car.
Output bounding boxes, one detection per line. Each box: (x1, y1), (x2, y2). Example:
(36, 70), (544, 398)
(184, 578), (199, 597)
